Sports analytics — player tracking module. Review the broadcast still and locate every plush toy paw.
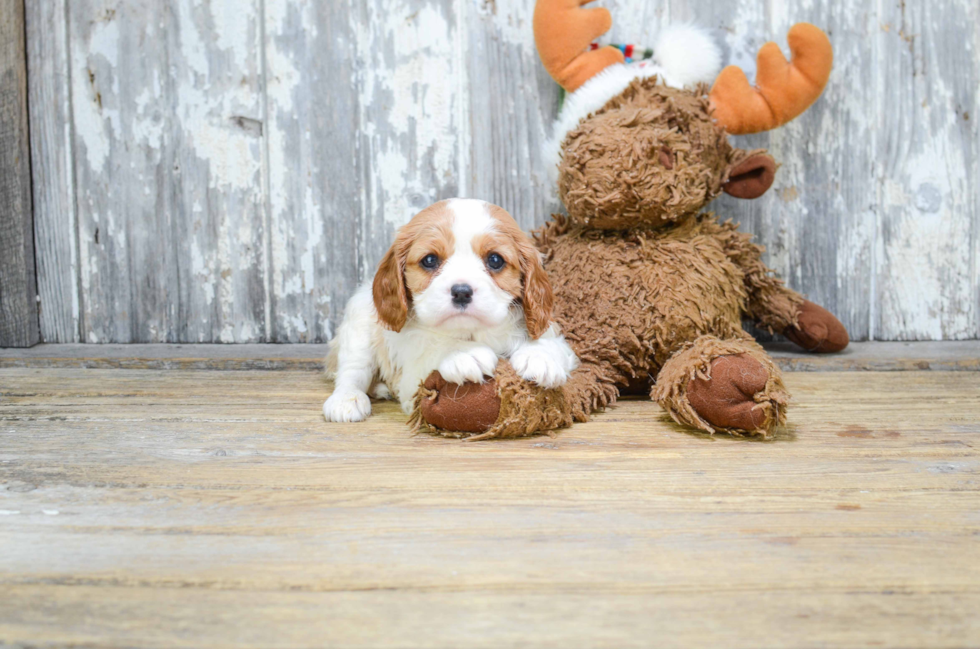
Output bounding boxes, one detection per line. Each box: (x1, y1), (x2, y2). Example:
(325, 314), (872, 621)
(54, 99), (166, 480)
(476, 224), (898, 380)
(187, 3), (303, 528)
(686, 354), (771, 432)
(323, 388), (371, 422)
(419, 371), (501, 433)
(438, 347), (498, 385)
(784, 300), (849, 353)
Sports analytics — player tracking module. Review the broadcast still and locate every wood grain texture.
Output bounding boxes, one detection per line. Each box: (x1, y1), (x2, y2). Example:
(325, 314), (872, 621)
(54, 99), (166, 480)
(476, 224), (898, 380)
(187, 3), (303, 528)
(0, 367), (978, 647)
(22, 0), (980, 342)
(2, 341), (979, 372)
(464, 0), (561, 231)
(0, 0), (39, 348)
(68, 0), (267, 343)
(25, 0), (79, 343)
(875, 0), (979, 340)
(263, 1), (362, 342)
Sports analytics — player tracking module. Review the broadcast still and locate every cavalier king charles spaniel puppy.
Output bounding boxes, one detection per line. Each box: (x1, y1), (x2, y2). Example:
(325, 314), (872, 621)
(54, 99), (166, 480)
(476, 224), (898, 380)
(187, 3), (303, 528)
(324, 199), (579, 422)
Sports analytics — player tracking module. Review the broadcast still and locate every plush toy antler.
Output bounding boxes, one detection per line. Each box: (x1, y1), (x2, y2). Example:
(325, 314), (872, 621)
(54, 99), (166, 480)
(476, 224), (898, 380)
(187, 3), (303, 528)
(533, 0), (624, 92)
(709, 23), (833, 134)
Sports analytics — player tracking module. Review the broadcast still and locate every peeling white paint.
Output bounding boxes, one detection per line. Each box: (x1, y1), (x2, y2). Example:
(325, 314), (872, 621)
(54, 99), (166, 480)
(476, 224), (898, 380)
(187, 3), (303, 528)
(190, 240), (217, 307)
(264, 0), (308, 333)
(717, 1), (766, 78)
(880, 138), (973, 340)
(300, 186), (323, 294)
(474, 0), (535, 48)
(37, 0), (978, 343)
(353, 2), (463, 227)
(71, 17), (121, 175)
(131, 87), (165, 150)
(175, 2), (262, 191)
(288, 314), (308, 335)
(875, 0), (977, 341)
(210, 1), (256, 66)
(68, 1), (267, 344)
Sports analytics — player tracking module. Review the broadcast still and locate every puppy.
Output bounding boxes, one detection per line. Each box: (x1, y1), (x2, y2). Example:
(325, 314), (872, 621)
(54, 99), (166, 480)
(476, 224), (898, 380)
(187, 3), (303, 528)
(324, 199), (579, 422)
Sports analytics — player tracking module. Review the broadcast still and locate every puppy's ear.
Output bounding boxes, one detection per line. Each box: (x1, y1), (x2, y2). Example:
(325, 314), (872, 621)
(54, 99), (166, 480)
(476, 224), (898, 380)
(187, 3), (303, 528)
(518, 239), (554, 339)
(373, 242), (409, 332)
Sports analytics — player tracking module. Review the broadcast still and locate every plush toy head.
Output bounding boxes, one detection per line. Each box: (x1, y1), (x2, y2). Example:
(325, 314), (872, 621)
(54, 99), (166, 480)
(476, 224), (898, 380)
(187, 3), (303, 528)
(536, 0), (832, 229)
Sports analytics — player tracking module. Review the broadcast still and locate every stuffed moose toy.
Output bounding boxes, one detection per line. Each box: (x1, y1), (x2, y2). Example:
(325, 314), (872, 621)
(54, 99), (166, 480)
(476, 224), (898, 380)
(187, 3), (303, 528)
(411, 0), (849, 440)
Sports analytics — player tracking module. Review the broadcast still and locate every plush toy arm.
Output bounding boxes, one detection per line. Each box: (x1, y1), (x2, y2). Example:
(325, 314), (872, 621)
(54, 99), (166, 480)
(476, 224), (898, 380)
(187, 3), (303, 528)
(713, 219), (849, 352)
(712, 220), (803, 333)
(741, 261), (804, 335)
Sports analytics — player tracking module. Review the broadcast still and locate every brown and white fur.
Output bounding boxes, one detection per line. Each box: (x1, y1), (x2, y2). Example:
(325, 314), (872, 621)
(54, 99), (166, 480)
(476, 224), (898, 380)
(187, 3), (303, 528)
(323, 199), (579, 422)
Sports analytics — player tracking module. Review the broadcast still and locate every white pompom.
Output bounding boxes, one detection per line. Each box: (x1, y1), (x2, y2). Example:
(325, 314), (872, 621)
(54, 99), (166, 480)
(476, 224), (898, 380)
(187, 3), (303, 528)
(653, 23), (723, 88)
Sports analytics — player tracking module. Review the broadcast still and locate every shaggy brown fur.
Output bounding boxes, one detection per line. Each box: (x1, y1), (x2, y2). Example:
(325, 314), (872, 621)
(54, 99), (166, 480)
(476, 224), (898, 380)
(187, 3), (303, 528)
(414, 77), (848, 440)
(412, 361), (574, 441)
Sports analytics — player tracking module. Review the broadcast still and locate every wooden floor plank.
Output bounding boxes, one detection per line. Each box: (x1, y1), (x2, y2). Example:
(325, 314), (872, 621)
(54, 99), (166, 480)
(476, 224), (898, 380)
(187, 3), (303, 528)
(1, 368), (978, 648)
(2, 341), (979, 371)
(1, 587), (977, 649)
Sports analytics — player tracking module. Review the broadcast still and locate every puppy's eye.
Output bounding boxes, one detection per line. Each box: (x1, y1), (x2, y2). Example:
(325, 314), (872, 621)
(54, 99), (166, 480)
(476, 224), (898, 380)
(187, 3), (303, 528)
(420, 254), (440, 270)
(486, 253), (505, 271)
(419, 254), (439, 270)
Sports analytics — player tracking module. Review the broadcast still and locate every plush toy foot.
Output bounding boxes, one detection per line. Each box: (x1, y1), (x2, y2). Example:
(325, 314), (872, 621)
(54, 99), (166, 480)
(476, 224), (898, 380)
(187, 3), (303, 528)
(784, 300), (849, 353)
(654, 335), (788, 438)
(409, 361), (573, 441)
(687, 354), (771, 431)
(411, 361), (573, 440)
(418, 371), (501, 434)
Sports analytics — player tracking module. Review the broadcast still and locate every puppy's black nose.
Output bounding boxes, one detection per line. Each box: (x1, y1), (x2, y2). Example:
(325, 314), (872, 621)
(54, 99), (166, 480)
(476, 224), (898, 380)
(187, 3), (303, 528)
(451, 284), (473, 307)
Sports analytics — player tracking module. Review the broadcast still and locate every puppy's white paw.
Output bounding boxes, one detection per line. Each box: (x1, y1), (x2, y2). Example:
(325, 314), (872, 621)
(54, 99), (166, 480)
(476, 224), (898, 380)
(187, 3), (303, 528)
(511, 346), (571, 389)
(323, 388), (371, 422)
(370, 382), (392, 400)
(438, 346), (498, 384)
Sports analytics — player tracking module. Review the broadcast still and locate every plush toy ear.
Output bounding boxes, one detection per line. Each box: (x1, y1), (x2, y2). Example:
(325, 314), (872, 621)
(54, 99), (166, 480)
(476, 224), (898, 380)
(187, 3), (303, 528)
(372, 243), (409, 332)
(518, 240), (554, 339)
(723, 152), (777, 199)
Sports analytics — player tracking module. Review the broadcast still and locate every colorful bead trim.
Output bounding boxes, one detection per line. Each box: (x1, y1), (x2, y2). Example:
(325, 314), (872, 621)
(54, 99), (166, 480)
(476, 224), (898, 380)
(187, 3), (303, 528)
(590, 42), (655, 65)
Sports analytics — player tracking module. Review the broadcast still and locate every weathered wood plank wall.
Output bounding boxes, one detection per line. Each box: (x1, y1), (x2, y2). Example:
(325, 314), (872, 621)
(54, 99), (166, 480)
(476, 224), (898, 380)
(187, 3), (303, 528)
(1, 0), (40, 348)
(23, 0), (980, 343)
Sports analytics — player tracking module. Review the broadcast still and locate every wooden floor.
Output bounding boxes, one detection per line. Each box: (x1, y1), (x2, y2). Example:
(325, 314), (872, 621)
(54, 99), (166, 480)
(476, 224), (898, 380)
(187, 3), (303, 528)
(1, 365), (979, 648)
